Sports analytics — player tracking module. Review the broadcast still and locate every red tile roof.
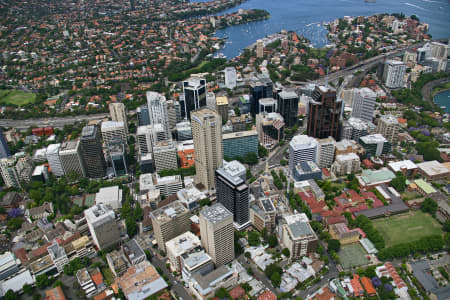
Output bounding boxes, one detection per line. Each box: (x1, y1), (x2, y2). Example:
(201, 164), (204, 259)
(229, 286), (246, 299)
(258, 290), (276, 300)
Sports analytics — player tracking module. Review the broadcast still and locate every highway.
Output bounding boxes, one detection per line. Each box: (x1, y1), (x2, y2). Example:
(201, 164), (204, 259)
(0, 113), (111, 129)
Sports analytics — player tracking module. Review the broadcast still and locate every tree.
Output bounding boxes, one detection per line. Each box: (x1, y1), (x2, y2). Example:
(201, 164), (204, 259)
(327, 239), (341, 253)
(215, 287), (229, 299)
(391, 172), (406, 192)
(241, 282), (252, 293)
(4, 290), (16, 300)
(443, 220), (450, 232)
(268, 234), (278, 248)
(421, 198), (437, 216)
(248, 231), (261, 246)
(23, 283), (33, 295)
(270, 272), (282, 287)
(234, 106), (241, 116)
(282, 248), (290, 257)
(36, 274), (51, 288)
(258, 144), (268, 157)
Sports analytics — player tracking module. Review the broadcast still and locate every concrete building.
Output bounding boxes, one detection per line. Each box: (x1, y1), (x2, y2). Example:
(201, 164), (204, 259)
(80, 125), (106, 178)
(108, 141), (127, 176)
(109, 102), (128, 132)
(101, 121), (127, 146)
(256, 112), (284, 149)
(388, 160), (418, 177)
(177, 140), (195, 169)
(417, 160), (450, 181)
(136, 124), (167, 155)
(166, 231), (202, 272)
(181, 251), (214, 283)
(307, 85), (342, 140)
(150, 201), (190, 252)
(359, 134), (391, 157)
(85, 204), (120, 250)
(139, 173), (183, 197)
(146, 91), (170, 137)
(351, 88), (376, 122)
(47, 241), (69, 273)
(200, 203), (234, 266)
(0, 130), (10, 159)
(277, 90), (299, 127)
(280, 213), (318, 259)
(176, 121), (192, 141)
(293, 161), (322, 181)
(216, 96), (229, 122)
(256, 39), (264, 58)
(123, 239), (146, 266)
(0, 252), (20, 281)
(250, 76), (273, 116)
(0, 154), (32, 188)
(376, 114), (400, 143)
(167, 100), (182, 129)
(222, 130), (258, 160)
(136, 104), (150, 126)
(216, 160), (249, 229)
(153, 140), (178, 172)
(59, 140), (86, 177)
(331, 153), (361, 176)
(95, 186), (123, 210)
(258, 98), (277, 114)
(182, 77), (207, 119)
(224, 67), (237, 89)
(249, 197), (276, 232)
(46, 143), (64, 177)
(317, 136), (336, 168)
(177, 183), (207, 211)
(106, 250), (128, 277)
(342, 117), (369, 141)
(335, 139), (364, 156)
(383, 60), (406, 89)
(289, 135), (319, 170)
(191, 108), (223, 191)
(190, 265), (237, 300)
(206, 92), (216, 111)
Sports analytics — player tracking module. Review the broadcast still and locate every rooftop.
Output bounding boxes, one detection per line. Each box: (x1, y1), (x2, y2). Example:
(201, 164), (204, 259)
(360, 134), (387, 144)
(417, 160), (450, 176)
(347, 117), (369, 130)
(165, 232), (201, 257)
(59, 140), (79, 152)
(388, 160), (418, 172)
(101, 121), (124, 130)
(223, 130), (258, 140)
(216, 96), (228, 105)
(151, 201), (188, 224)
(279, 90), (298, 99)
(183, 251), (212, 270)
(46, 143), (61, 155)
(335, 153), (360, 162)
(379, 114), (399, 125)
(290, 134), (318, 151)
(200, 203), (232, 224)
(414, 179), (436, 194)
(287, 221), (315, 239)
(359, 168), (396, 185)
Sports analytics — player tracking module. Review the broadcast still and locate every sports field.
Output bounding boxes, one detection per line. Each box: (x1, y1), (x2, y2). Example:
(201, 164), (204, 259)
(0, 89), (36, 106)
(373, 211), (442, 247)
(339, 243), (368, 269)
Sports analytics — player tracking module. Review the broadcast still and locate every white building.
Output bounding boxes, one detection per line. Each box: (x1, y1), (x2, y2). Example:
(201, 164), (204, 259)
(317, 137), (336, 168)
(351, 88), (376, 122)
(136, 124), (167, 155)
(383, 60), (406, 89)
(166, 231), (202, 272)
(146, 91), (170, 137)
(101, 121), (127, 145)
(109, 102), (128, 132)
(331, 153), (361, 176)
(153, 140), (178, 171)
(95, 186), (123, 210)
(46, 143), (64, 177)
(84, 204), (120, 250)
(139, 173), (183, 197)
(177, 184), (207, 210)
(47, 241), (69, 273)
(224, 67), (237, 89)
(376, 114), (400, 143)
(289, 135), (319, 170)
(342, 117), (369, 141)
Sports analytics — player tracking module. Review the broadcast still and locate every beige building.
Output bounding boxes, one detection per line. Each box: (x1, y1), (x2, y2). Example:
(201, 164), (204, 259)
(191, 108), (223, 191)
(331, 153), (361, 176)
(150, 201), (190, 252)
(280, 213), (318, 259)
(256, 39), (264, 58)
(216, 96), (229, 123)
(199, 203), (234, 266)
(376, 115), (400, 143)
(109, 102), (128, 132)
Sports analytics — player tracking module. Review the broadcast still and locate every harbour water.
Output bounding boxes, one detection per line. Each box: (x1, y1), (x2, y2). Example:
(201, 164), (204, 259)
(434, 89), (450, 113)
(193, 0), (450, 58)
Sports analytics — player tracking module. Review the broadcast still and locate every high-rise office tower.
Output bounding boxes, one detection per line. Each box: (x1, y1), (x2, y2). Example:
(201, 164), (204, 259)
(59, 139), (86, 177)
(0, 156), (20, 188)
(167, 100), (182, 129)
(136, 124), (167, 156)
(85, 204), (120, 250)
(182, 77), (206, 119)
(250, 77), (273, 116)
(0, 129), (10, 159)
(215, 160), (249, 229)
(382, 60), (406, 89)
(199, 203), (234, 266)
(289, 134), (319, 171)
(277, 90), (299, 127)
(80, 125), (106, 178)
(176, 121), (192, 141)
(191, 108), (223, 191)
(307, 85), (342, 140)
(216, 96), (229, 123)
(153, 140), (178, 172)
(258, 98), (277, 114)
(206, 92), (216, 111)
(376, 114), (400, 143)
(342, 117), (369, 141)
(150, 201), (190, 252)
(108, 140), (127, 176)
(137, 105), (150, 126)
(256, 112), (285, 150)
(109, 102), (128, 132)
(256, 39), (264, 58)
(101, 121), (127, 146)
(351, 88), (376, 122)
(46, 143), (65, 177)
(317, 136), (336, 169)
(224, 67), (237, 89)
(146, 91), (170, 137)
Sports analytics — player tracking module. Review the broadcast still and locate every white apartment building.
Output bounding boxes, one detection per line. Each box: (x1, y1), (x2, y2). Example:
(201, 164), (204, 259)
(46, 143), (64, 177)
(101, 121), (127, 145)
(383, 60), (406, 89)
(351, 87), (376, 122)
(289, 135), (319, 170)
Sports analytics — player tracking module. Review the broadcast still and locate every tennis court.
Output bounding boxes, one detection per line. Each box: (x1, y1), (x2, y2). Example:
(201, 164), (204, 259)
(339, 243), (369, 269)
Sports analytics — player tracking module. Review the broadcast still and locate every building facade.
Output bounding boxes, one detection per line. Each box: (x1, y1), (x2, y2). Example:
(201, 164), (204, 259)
(182, 77), (207, 119)
(222, 130), (258, 160)
(277, 90), (299, 127)
(351, 88), (376, 122)
(80, 125), (106, 178)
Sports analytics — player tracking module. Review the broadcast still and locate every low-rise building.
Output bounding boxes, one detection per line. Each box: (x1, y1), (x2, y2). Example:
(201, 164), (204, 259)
(181, 251), (214, 283)
(331, 153), (361, 176)
(280, 213), (318, 259)
(250, 197), (276, 232)
(123, 239), (146, 266)
(0, 252), (20, 281)
(95, 186), (123, 210)
(139, 173), (183, 197)
(359, 134), (391, 157)
(329, 223), (361, 245)
(417, 160), (450, 181)
(177, 184), (207, 211)
(357, 168), (396, 189)
(222, 130), (258, 159)
(292, 161), (322, 181)
(166, 231), (202, 272)
(106, 250), (128, 278)
(189, 265), (237, 300)
(388, 160), (418, 177)
(47, 241), (69, 274)
(76, 268), (97, 297)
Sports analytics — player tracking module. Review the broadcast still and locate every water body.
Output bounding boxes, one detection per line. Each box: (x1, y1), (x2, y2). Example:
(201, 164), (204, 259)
(434, 89), (450, 113)
(193, 0), (450, 58)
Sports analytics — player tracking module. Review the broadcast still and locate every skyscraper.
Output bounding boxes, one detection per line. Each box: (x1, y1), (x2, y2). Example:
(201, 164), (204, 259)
(277, 90), (299, 127)
(383, 60), (406, 89)
(166, 100), (182, 129)
(289, 134), (319, 171)
(109, 102), (128, 132)
(182, 77), (207, 119)
(152, 140), (178, 172)
(0, 130), (11, 159)
(101, 121), (127, 146)
(80, 125), (106, 178)
(250, 77), (273, 116)
(108, 140), (127, 177)
(256, 112), (285, 150)
(137, 105), (150, 126)
(256, 39), (264, 58)
(351, 88), (376, 122)
(150, 201), (190, 252)
(59, 139), (86, 177)
(46, 143), (64, 177)
(376, 114), (400, 143)
(136, 124), (167, 156)
(215, 160), (249, 229)
(146, 91), (170, 137)
(317, 136), (336, 169)
(191, 108), (223, 191)
(200, 203), (234, 266)
(307, 85), (342, 140)
(224, 67), (237, 89)
(341, 117), (369, 141)
(85, 204), (120, 250)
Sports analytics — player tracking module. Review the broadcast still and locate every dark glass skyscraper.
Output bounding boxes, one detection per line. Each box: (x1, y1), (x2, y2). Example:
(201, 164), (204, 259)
(277, 90), (299, 127)
(80, 125), (106, 178)
(0, 129), (11, 159)
(182, 77), (206, 119)
(249, 77), (273, 117)
(307, 86), (342, 140)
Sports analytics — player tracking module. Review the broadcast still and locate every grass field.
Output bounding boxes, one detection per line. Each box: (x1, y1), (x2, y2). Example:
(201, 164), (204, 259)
(339, 243), (369, 269)
(373, 211), (442, 247)
(0, 89), (36, 106)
